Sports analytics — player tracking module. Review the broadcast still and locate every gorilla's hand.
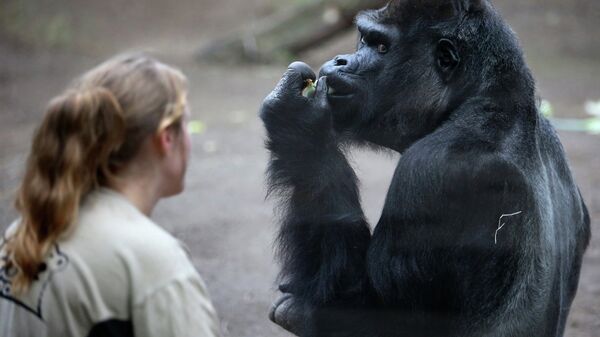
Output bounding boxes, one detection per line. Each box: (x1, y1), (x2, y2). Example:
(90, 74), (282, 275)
(260, 62), (333, 146)
(269, 293), (308, 336)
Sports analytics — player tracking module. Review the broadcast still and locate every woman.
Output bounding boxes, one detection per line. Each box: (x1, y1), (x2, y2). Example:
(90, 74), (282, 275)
(0, 54), (221, 337)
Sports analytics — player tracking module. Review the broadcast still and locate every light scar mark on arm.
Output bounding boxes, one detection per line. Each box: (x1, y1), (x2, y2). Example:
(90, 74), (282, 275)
(494, 211), (523, 245)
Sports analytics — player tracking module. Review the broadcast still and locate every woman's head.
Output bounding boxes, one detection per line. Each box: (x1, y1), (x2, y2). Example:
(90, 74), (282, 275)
(73, 54), (192, 197)
(4, 54), (190, 292)
(74, 54), (189, 180)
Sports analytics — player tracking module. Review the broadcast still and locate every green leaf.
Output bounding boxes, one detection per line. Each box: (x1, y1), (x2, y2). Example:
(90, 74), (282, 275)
(540, 99), (553, 117)
(187, 120), (206, 135)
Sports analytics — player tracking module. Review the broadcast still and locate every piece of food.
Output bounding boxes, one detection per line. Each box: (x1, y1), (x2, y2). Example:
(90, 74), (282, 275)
(302, 79), (317, 98)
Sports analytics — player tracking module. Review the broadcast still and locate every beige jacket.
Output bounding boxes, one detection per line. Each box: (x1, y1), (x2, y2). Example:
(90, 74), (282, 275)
(0, 188), (221, 337)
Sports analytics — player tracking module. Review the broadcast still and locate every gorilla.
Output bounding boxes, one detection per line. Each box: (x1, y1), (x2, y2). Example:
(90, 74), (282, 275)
(259, 0), (591, 336)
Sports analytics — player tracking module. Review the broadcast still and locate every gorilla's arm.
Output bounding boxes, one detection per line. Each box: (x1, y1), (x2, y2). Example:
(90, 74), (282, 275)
(260, 63), (372, 307)
(367, 137), (535, 333)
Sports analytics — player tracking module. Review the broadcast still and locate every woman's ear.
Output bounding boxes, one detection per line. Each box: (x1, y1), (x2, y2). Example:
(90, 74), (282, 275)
(154, 127), (177, 156)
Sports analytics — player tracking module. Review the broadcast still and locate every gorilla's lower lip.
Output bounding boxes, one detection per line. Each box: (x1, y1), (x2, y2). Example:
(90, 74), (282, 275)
(327, 92), (355, 100)
(327, 76), (354, 97)
(327, 87), (353, 97)
(327, 88), (354, 99)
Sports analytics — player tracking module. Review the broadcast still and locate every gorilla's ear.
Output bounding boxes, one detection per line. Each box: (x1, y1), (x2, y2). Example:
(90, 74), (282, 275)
(436, 39), (460, 81)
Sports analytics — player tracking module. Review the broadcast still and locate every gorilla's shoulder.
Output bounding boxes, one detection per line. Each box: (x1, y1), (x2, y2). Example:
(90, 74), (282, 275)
(395, 134), (531, 205)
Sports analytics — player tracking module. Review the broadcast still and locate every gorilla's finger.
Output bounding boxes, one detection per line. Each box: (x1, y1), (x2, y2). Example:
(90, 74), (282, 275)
(274, 62), (316, 96)
(314, 76), (328, 100)
(269, 293), (293, 323)
(269, 294), (305, 336)
(313, 76), (329, 109)
(272, 70), (304, 100)
(278, 283), (292, 293)
(288, 61), (316, 83)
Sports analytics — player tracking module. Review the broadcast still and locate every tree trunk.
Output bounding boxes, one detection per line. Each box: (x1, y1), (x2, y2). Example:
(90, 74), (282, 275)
(195, 0), (387, 64)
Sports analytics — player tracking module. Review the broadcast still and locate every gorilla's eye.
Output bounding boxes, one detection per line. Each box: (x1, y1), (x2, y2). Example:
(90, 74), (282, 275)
(377, 44), (388, 54)
(360, 36), (367, 46)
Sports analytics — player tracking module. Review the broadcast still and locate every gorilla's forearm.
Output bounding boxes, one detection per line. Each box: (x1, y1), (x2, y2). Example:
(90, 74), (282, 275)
(266, 133), (371, 306)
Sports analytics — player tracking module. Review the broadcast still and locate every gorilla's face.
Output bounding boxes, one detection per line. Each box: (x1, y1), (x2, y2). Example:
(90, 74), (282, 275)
(319, 8), (463, 151)
(319, 13), (404, 121)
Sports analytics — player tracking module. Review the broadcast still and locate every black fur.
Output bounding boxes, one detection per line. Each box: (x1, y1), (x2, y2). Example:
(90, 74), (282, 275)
(260, 1), (591, 336)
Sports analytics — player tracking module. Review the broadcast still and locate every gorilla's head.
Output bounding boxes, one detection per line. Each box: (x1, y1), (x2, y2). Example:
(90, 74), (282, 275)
(319, 0), (534, 152)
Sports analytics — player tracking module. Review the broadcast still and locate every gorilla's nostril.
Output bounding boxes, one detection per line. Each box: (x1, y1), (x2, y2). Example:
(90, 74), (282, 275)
(334, 57), (348, 66)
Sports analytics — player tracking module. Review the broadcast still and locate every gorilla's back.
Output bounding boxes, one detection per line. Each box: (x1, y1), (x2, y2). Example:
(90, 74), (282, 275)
(532, 116), (591, 335)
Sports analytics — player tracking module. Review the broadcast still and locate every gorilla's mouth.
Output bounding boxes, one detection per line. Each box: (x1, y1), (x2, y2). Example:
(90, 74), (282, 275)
(325, 75), (356, 98)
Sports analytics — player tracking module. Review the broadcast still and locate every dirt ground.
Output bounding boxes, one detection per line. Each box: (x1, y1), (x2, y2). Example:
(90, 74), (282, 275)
(0, 1), (598, 336)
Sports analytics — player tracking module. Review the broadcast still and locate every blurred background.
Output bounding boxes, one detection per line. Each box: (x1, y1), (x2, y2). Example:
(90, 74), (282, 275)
(0, 0), (598, 336)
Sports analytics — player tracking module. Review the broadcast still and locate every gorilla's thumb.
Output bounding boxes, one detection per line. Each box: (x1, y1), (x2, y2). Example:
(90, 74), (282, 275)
(279, 61), (316, 94)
